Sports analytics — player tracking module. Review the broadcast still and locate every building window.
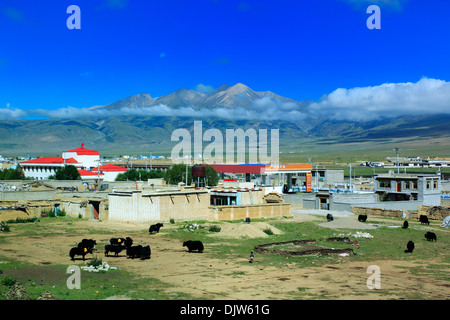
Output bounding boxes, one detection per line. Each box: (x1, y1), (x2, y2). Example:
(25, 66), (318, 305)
(404, 181), (410, 189)
(427, 180), (431, 189)
(412, 181), (418, 190)
(433, 180), (438, 189)
(378, 180), (390, 188)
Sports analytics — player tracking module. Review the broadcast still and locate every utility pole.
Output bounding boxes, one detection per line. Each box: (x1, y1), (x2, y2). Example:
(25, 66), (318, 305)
(349, 164), (352, 192)
(394, 147), (400, 174)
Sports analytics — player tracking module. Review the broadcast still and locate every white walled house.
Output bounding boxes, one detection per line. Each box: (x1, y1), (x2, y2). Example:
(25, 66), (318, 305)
(78, 169), (104, 181)
(62, 145), (100, 170)
(21, 157), (81, 180)
(92, 164), (127, 182)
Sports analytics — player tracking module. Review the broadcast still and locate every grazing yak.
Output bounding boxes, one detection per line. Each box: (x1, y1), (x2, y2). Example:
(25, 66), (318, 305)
(109, 238), (126, 246)
(69, 246), (90, 261)
(402, 220), (409, 229)
(244, 217), (251, 223)
(149, 223), (164, 234)
(326, 213), (334, 222)
(140, 245), (151, 260)
(126, 245), (151, 259)
(126, 245), (143, 259)
(404, 240), (415, 253)
(358, 215), (368, 222)
(183, 240), (204, 253)
(424, 231), (437, 242)
(78, 239), (97, 253)
(105, 237), (134, 257)
(419, 215), (430, 225)
(104, 244), (125, 257)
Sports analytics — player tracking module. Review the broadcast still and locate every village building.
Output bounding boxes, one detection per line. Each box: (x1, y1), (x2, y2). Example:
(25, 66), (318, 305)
(21, 157), (81, 180)
(92, 164), (128, 182)
(373, 173), (441, 205)
(61, 144), (100, 170)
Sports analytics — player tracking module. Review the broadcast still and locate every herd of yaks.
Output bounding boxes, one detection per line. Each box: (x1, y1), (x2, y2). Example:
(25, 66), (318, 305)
(326, 213), (438, 254)
(69, 223), (204, 262)
(70, 214), (440, 261)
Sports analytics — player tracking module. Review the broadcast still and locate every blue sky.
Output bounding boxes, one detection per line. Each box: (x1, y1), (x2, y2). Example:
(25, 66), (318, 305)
(1, 0), (450, 120)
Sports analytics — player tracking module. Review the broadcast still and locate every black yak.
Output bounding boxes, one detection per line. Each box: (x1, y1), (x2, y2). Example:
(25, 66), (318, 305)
(358, 215), (368, 222)
(109, 238), (126, 246)
(326, 213), (334, 222)
(402, 220), (409, 229)
(126, 245), (143, 259)
(149, 223), (164, 234)
(78, 239), (96, 253)
(419, 215), (430, 225)
(424, 231), (437, 242)
(404, 240), (415, 253)
(104, 244), (125, 257)
(183, 240), (204, 253)
(69, 246), (90, 261)
(140, 245), (151, 260)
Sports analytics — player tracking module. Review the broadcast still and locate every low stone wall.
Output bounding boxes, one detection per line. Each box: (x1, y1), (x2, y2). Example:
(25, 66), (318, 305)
(0, 202), (53, 222)
(418, 205), (450, 221)
(210, 203), (291, 221)
(352, 206), (405, 218)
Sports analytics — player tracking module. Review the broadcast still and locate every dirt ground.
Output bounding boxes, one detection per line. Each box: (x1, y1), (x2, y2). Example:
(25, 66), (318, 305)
(1, 216), (449, 300)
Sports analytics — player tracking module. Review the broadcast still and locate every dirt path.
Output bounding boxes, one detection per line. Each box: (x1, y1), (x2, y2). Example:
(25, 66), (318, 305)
(1, 219), (449, 300)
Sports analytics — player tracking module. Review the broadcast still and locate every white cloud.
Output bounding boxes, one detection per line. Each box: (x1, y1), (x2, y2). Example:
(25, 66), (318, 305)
(9, 78), (450, 123)
(0, 106), (28, 120)
(308, 78), (450, 121)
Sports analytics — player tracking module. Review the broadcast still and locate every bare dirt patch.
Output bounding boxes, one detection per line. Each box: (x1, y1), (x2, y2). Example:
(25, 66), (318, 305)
(208, 222), (282, 238)
(0, 219), (449, 300)
(254, 240), (355, 257)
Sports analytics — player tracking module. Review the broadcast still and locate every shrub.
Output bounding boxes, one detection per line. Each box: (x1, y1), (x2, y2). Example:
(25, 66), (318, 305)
(1, 276), (17, 287)
(87, 256), (103, 268)
(170, 218), (175, 224)
(0, 222), (10, 232)
(263, 227), (274, 235)
(208, 225), (221, 233)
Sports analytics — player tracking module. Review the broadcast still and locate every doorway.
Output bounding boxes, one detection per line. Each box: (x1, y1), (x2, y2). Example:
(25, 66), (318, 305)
(89, 201), (101, 220)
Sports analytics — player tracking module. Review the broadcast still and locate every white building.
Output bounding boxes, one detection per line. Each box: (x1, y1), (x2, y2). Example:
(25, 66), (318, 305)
(21, 157), (81, 180)
(21, 144), (104, 181)
(78, 169), (104, 181)
(62, 144), (100, 170)
(92, 164), (128, 182)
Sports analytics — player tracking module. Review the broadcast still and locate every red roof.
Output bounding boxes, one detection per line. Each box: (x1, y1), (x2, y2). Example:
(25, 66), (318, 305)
(21, 157), (78, 165)
(64, 147), (100, 156)
(210, 164), (266, 174)
(78, 169), (104, 176)
(92, 164), (128, 172)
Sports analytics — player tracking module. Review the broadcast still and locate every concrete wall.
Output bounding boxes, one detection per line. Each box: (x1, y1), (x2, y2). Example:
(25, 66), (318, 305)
(108, 190), (211, 223)
(0, 190), (57, 201)
(209, 203), (291, 221)
(351, 200), (424, 211)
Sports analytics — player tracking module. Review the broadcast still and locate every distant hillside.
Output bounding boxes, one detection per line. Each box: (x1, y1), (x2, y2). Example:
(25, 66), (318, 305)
(1, 83), (450, 159)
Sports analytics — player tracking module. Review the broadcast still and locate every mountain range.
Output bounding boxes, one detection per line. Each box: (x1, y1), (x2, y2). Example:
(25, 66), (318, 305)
(1, 83), (450, 159)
